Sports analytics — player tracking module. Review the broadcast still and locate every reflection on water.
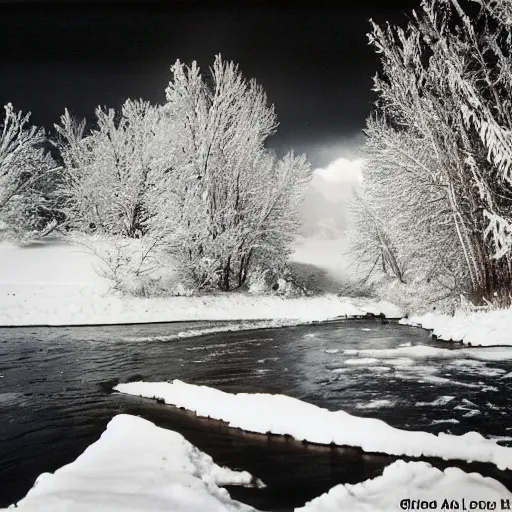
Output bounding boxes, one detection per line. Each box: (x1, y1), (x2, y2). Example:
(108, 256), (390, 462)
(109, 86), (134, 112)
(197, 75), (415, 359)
(1, 319), (511, 510)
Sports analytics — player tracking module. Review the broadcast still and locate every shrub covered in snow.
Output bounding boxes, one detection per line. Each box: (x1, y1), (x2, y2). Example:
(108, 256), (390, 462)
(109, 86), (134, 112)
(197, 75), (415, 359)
(70, 233), (196, 297)
(247, 264), (312, 297)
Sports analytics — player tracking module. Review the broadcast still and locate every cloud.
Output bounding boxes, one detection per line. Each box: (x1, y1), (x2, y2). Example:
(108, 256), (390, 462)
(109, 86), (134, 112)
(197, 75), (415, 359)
(309, 157), (363, 203)
(313, 157), (364, 184)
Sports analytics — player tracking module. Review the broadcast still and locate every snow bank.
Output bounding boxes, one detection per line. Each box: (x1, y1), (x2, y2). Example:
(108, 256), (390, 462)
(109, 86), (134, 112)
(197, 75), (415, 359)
(0, 289), (402, 327)
(297, 460), (512, 512)
(401, 308), (512, 346)
(0, 240), (402, 326)
(3, 414), (260, 512)
(115, 380), (512, 470)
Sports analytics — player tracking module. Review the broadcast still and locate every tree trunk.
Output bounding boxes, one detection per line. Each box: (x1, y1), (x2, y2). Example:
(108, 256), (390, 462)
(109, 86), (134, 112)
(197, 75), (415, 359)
(220, 255), (232, 291)
(237, 248), (253, 288)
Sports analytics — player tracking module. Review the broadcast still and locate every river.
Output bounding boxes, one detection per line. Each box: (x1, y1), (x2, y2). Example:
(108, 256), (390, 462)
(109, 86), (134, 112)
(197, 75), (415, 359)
(1, 318), (511, 510)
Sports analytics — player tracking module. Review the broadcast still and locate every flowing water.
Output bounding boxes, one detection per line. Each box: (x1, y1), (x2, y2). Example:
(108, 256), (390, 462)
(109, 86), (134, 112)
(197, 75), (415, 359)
(1, 318), (511, 510)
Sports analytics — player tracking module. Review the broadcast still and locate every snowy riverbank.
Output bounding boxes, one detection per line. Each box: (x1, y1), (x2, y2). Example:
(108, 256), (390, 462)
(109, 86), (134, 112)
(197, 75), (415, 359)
(0, 287), (402, 327)
(3, 238), (512, 349)
(401, 308), (512, 347)
(0, 239), (402, 327)
(5, 414), (511, 512)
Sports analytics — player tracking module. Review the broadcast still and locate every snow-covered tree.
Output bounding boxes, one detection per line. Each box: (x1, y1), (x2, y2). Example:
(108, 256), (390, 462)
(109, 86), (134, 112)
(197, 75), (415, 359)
(0, 103), (59, 240)
(56, 99), (169, 237)
(148, 56), (311, 290)
(56, 57), (311, 292)
(353, 0), (512, 305)
(349, 118), (468, 300)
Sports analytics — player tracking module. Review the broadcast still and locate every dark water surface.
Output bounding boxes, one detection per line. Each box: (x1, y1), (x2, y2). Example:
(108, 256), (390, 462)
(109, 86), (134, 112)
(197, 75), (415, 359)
(1, 319), (512, 510)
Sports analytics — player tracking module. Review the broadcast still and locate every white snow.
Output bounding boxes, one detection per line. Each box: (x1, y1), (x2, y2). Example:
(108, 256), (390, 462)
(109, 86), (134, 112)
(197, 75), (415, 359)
(343, 357), (380, 365)
(118, 321), (321, 342)
(384, 357), (415, 367)
(7, 417), (512, 512)
(393, 370), (497, 391)
(0, 240), (403, 326)
(401, 308), (512, 346)
(448, 360), (507, 378)
(489, 436), (512, 444)
(8, 415), (511, 512)
(343, 344), (512, 361)
(416, 396), (455, 407)
(355, 399), (395, 409)
(296, 460), (512, 512)
(115, 380), (512, 470)
(2, 414), (261, 512)
(462, 410), (481, 418)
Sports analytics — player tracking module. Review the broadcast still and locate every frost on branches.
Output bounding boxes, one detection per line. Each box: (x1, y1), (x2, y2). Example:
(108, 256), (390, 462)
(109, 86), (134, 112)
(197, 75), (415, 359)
(350, 0), (512, 307)
(56, 56), (312, 292)
(149, 57), (311, 290)
(0, 103), (60, 241)
(56, 100), (166, 238)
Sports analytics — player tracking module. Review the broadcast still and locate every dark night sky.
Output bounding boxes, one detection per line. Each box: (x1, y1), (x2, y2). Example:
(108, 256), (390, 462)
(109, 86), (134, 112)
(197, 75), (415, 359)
(0, 0), (418, 166)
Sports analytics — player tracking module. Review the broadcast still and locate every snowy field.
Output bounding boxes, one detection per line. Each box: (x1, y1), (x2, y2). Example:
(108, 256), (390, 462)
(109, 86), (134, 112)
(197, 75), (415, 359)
(0, 238), (401, 326)
(115, 380), (512, 470)
(5, 414), (511, 512)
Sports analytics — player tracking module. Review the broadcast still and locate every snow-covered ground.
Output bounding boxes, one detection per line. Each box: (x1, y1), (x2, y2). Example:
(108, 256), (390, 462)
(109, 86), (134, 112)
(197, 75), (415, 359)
(401, 309), (512, 347)
(115, 380), (512, 470)
(3, 237), (512, 349)
(298, 460), (512, 512)
(0, 239), (401, 326)
(7, 415), (510, 512)
(2, 414), (261, 512)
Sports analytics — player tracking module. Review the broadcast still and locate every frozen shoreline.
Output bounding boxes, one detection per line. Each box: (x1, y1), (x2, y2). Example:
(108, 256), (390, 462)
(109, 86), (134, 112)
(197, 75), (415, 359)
(115, 380), (512, 470)
(6, 414), (511, 512)
(1, 414), (261, 512)
(401, 308), (512, 347)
